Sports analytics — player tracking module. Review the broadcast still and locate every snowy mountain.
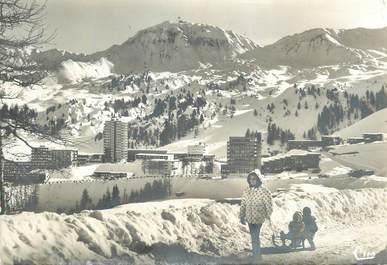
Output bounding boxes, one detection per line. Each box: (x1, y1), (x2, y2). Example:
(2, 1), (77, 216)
(7, 23), (387, 154)
(34, 20), (258, 74)
(337, 26), (387, 50)
(243, 27), (387, 67)
(31, 48), (88, 71)
(91, 21), (258, 73)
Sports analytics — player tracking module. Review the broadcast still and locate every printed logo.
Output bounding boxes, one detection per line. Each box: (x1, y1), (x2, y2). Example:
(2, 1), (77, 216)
(353, 246), (376, 262)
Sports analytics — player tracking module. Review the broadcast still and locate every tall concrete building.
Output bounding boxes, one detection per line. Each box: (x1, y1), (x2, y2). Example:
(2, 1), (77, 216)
(103, 120), (129, 162)
(227, 134), (262, 174)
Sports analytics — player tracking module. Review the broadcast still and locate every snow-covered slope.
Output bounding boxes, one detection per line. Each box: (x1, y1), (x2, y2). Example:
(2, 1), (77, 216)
(57, 58), (114, 83)
(335, 108), (387, 138)
(337, 26), (387, 50)
(31, 48), (88, 71)
(90, 20), (258, 73)
(1, 186), (386, 265)
(243, 27), (385, 67)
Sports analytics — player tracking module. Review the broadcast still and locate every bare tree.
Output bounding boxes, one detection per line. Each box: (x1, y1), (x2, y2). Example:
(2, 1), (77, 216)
(0, 0), (57, 214)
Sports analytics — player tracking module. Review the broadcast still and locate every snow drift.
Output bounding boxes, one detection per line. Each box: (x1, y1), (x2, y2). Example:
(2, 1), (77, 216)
(1, 185), (386, 265)
(57, 57), (113, 83)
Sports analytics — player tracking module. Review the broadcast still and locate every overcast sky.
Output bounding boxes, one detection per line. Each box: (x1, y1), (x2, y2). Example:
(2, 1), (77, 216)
(43, 0), (387, 53)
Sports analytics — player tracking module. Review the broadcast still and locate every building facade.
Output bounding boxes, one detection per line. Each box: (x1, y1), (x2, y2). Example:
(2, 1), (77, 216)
(103, 120), (129, 162)
(3, 161), (46, 184)
(347, 137), (364, 144)
(94, 163), (134, 179)
(142, 159), (181, 176)
(363, 133), (384, 143)
(188, 143), (206, 156)
(77, 153), (104, 165)
(262, 151), (320, 173)
(227, 135), (262, 174)
(321, 136), (342, 146)
(287, 140), (325, 150)
(127, 149), (167, 162)
(31, 146), (78, 170)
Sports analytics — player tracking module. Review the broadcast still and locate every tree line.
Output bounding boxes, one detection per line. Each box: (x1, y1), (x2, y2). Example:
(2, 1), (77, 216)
(63, 179), (171, 214)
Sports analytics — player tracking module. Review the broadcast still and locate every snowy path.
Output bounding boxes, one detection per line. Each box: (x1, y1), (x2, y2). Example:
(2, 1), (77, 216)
(256, 219), (387, 265)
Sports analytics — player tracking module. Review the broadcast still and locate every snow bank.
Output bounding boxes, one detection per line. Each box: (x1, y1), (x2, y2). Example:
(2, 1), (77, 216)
(1, 186), (386, 265)
(58, 58), (113, 83)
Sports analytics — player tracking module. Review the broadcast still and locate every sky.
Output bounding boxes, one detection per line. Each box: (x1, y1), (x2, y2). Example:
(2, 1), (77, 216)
(42, 0), (387, 54)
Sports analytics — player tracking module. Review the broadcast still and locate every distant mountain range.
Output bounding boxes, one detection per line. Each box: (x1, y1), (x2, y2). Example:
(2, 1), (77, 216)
(33, 20), (257, 73)
(31, 21), (387, 74)
(244, 27), (387, 67)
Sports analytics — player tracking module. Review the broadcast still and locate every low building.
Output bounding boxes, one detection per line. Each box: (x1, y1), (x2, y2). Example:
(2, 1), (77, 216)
(291, 153), (320, 171)
(94, 163), (134, 179)
(220, 164), (230, 177)
(363, 133), (384, 143)
(347, 137), (364, 144)
(50, 149), (78, 169)
(262, 150), (320, 173)
(77, 153), (104, 165)
(188, 143), (207, 156)
(3, 161), (46, 184)
(287, 140), (324, 150)
(135, 153), (174, 161)
(169, 152), (205, 162)
(142, 159), (181, 176)
(262, 156), (290, 173)
(321, 136), (342, 146)
(31, 146), (78, 169)
(127, 149), (167, 162)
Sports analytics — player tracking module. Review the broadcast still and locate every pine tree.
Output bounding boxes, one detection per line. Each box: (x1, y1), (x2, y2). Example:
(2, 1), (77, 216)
(80, 189), (93, 210)
(112, 185), (120, 206)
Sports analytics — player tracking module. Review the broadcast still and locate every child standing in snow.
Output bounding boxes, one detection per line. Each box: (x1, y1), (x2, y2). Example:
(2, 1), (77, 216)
(302, 207), (318, 250)
(240, 169), (273, 263)
(281, 211), (305, 248)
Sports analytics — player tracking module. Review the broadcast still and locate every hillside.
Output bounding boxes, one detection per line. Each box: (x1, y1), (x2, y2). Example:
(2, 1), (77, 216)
(243, 27), (387, 67)
(338, 26), (387, 50)
(335, 108), (387, 138)
(5, 23), (387, 158)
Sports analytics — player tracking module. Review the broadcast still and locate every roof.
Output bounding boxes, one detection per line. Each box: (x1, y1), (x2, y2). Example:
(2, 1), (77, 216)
(288, 140), (322, 143)
(128, 149), (168, 153)
(262, 149), (320, 162)
(363, 133), (383, 135)
(136, 153), (173, 159)
(136, 153), (170, 156)
(146, 159), (180, 162)
(94, 163), (134, 174)
(78, 152), (104, 156)
(321, 135), (341, 138)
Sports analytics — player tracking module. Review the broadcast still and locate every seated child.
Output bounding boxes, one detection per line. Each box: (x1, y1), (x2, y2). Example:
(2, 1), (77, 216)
(302, 207), (318, 249)
(280, 211), (305, 248)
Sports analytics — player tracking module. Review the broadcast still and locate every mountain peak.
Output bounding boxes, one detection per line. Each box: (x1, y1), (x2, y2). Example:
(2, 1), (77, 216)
(91, 20), (258, 73)
(242, 26), (387, 67)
